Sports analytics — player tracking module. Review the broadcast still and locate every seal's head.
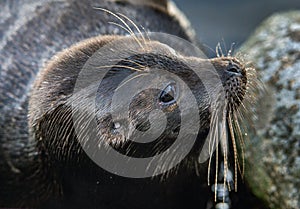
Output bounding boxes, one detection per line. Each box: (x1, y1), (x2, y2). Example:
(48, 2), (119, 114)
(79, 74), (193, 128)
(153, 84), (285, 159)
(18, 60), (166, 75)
(29, 32), (252, 179)
(27, 29), (257, 208)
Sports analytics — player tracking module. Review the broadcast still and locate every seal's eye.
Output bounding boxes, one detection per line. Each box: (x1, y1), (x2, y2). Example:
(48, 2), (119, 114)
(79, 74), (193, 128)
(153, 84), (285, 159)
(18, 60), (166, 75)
(159, 82), (177, 105)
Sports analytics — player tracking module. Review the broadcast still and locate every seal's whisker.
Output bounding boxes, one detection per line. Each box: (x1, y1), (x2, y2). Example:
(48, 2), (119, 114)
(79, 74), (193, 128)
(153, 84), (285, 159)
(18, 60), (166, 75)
(117, 13), (147, 46)
(245, 82), (254, 91)
(216, 43), (220, 57)
(108, 22), (134, 36)
(96, 64), (144, 72)
(245, 69), (258, 79)
(221, 38), (228, 57)
(228, 111), (238, 191)
(95, 8), (144, 49)
(218, 42), (224, 57)
(236, 94), (247, 110)
(207, 107), (215, 156)
(109, 58), (147, 69)
(234, 51), (243, 60)
(207, 93), (229, 202)
(221, 105), (229, 202)
(234, 112), (246, 149)
(203, 43), (217, 57)
(233, 110), (245, 177)
(123, 59), (147, 69)
(216, 42), (224, 57)
(115, 73), (148, 92)
(208, 111), (217, 156)
(229, 92), (246, 177)
(214, 127), (219, 202)
(207, 107), (219, 186)
(228, 42), (236, 57)
(141, 25), (152, 42)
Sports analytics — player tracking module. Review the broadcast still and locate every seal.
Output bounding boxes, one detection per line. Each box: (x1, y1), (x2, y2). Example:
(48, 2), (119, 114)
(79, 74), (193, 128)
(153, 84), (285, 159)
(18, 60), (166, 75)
(0, 1), (259, 209)
(28, 33), (250, 209)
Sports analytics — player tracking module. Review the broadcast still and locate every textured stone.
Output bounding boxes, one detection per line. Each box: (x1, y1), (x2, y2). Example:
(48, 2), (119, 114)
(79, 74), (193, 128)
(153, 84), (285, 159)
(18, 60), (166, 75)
(240, 11), (300, 209)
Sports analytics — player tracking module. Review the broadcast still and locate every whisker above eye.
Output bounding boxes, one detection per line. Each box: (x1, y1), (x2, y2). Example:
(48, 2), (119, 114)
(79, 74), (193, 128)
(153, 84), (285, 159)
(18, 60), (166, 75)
(95, 7), (144, 49)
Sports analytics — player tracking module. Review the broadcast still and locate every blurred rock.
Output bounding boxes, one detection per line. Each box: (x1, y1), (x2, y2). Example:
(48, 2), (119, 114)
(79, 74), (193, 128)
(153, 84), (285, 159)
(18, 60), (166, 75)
(240, 11), (300, 209)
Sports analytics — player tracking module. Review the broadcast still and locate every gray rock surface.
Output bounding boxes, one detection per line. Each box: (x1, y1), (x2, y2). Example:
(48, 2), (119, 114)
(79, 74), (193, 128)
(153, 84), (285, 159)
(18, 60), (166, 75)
(240, 10), (300, 209)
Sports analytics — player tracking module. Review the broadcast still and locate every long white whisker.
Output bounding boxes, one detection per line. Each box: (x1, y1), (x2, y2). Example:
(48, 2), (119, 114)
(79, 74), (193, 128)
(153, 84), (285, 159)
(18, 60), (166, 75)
(214, 134), (219, 202)
(108, 22), (134, 36)
(216, 43), (220, 57)
(203, 43), (217, 57)
(233, 111), (245, 177)
(221, 38), (228, 57)
(228, 112), (238, 191)
(141, 25), (151, 42)
(217, 42), (224, 57)
(115, 73), (147, 91)
(221, 103), (228, 201)
(95, 8), (144, 49)
(109, 58), (147, 69)
(228, 42), (236, 57)
(207, 110), (218, 185)
(117, 13), (147, 46)
(96, 65), (143, 72)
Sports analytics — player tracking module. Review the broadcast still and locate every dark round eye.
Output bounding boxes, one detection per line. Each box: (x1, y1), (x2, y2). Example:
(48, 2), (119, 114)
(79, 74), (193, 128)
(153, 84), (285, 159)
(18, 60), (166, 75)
(159, 82), (177, 105)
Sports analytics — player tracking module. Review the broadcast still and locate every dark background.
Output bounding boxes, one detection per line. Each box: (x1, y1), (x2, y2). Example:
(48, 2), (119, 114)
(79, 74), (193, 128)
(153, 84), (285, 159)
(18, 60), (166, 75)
(173, 0), (300, 56)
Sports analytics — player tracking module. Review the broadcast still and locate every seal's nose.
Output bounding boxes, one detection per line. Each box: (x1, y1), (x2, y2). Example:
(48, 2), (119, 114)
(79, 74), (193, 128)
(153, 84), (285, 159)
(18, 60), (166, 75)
(225, 63), (244, 77)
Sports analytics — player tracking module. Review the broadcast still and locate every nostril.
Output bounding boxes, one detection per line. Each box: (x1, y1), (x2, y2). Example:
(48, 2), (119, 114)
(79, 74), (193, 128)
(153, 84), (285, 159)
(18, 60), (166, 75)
(228, 67), (239, 73)
(226, 65), (242, 76)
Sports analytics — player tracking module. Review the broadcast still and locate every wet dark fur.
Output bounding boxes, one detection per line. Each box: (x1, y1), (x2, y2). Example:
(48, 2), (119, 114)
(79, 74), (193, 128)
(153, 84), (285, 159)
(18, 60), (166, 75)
(27, 35), (245, 209)
(0, 1), (265, 209)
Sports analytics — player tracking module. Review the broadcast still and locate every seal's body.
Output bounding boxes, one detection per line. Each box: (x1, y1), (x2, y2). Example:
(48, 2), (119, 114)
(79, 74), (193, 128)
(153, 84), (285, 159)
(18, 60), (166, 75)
(0, 1), (257, 209)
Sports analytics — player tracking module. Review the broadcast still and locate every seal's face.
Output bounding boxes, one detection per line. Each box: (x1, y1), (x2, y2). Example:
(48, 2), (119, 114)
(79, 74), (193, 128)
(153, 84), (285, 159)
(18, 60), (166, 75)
(94, 52), (211, 159)
(92, 43), (248, 164)
(28, 34), (256, 208)
(31, 35), (252, 181)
